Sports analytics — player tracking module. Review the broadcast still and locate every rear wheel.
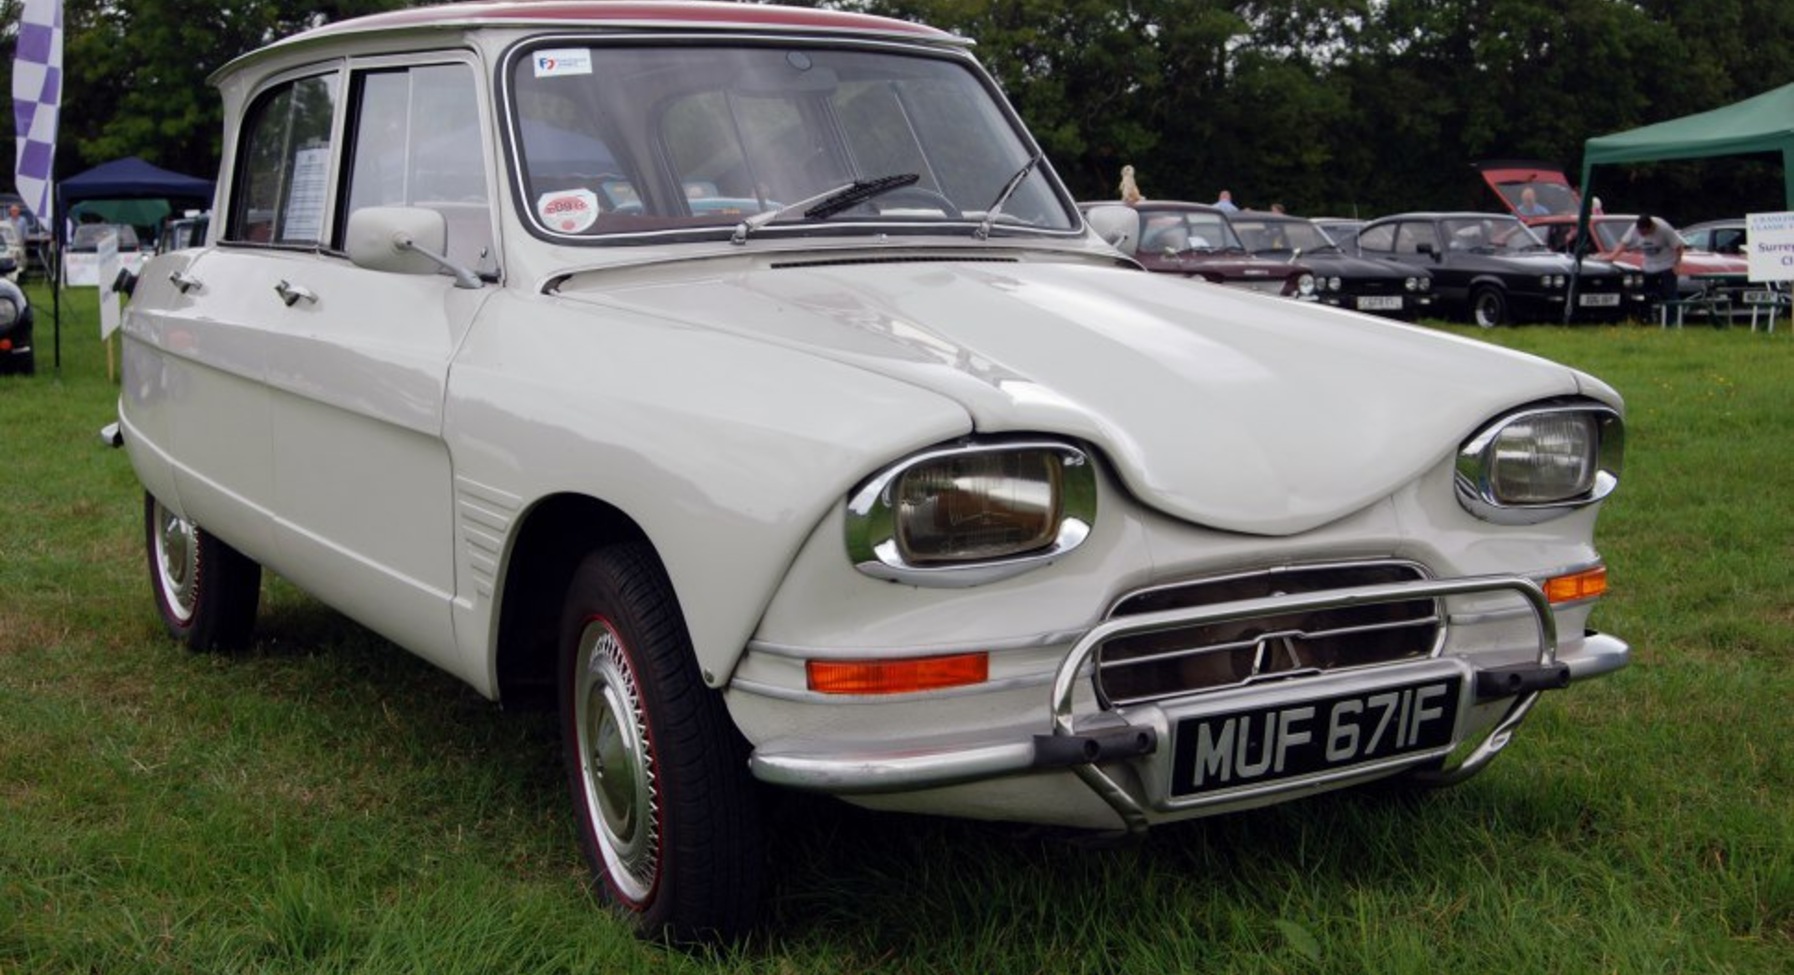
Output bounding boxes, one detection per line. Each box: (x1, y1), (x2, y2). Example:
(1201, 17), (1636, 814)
(1470, 286), (1508, 328)
(144, 493), (261, 650)
(559, 543), (763, 943)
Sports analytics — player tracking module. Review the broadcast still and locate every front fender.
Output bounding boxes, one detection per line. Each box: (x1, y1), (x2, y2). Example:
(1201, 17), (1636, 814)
(445, 289), (971, 688)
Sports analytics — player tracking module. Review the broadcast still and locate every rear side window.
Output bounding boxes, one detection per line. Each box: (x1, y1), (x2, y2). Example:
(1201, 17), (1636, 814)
(228, 74), (340, 246)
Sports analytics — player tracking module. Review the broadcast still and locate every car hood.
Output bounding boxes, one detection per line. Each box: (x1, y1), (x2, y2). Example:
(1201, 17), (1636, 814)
(557, 254), (1589, 535)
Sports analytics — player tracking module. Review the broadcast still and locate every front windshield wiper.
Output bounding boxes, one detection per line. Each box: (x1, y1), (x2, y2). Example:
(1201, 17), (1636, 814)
(731, 173), (919, 245)
(976, 151), (1043, 240)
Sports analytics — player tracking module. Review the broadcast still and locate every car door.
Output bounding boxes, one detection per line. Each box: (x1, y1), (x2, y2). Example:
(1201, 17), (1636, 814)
(209, 58), (497, 669)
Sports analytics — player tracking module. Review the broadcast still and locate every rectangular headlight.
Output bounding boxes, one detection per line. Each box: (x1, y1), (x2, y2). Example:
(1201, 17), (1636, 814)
(897, 450), (1060, 563)
(847, 440), (1096, 587)
(1457, 404), (1623, 524)
(1490, 413), (1597, 503)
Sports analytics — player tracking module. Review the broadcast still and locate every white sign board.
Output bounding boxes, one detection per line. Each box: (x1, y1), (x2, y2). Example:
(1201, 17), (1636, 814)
(97, 231), (122, 339)
(1745, 211), (1794, 283)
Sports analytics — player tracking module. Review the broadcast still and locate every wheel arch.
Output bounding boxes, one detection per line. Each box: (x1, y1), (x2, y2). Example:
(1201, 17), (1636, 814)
(493, 492), (653, 708)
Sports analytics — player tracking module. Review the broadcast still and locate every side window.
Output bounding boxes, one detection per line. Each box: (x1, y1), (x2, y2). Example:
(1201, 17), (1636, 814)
(228, 73), (339, 246)
(1396, 222), (1439, 254)
(342, 63), (492, 269)
(1355, 223), (1394, 254)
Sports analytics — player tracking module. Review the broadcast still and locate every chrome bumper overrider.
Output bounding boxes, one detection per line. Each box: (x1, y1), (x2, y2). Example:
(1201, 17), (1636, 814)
(748, 575), (1630, 832)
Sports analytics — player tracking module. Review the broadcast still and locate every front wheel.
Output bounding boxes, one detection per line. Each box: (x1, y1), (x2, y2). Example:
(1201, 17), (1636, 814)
(559, 543), (763, 943)
(1470, 286), (1508, 328)
(144, 493), (261, 650)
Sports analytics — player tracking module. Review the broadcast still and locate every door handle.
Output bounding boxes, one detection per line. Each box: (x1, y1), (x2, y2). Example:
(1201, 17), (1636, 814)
(168, 270), (202, 294)
(274, 280), (317, 307)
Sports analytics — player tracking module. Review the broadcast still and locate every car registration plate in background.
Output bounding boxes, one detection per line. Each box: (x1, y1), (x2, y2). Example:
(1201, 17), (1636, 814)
(1579, 293), (1621, 307)
(1357, 296), (1402, 310)
(1744, 290), (1777, 304)
(1168, 675), (1461, 798)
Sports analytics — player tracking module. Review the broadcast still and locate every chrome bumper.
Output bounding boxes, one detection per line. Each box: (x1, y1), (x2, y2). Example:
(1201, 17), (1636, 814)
(748, 575), (1629, 831)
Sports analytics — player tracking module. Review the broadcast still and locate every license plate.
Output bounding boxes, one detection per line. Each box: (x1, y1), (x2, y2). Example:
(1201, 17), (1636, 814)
(1579, 293), (1620, 307)
(1168, 675), (1461, 798)
(1745, 290), (1778, 304)
(1356, 295), (1403, 310)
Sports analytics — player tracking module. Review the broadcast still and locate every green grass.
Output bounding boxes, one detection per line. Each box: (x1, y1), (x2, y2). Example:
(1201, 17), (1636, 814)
(3, 289), (1791, 973)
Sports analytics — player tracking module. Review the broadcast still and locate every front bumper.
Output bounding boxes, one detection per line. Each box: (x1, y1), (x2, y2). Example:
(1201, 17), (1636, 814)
(748, 575), (1627, 831)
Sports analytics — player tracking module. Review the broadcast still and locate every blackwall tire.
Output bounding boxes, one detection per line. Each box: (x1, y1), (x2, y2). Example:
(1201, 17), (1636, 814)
(144, 492), (261, 651)
(559, 543), (763, 944)
(1471, 286), (1508, 328)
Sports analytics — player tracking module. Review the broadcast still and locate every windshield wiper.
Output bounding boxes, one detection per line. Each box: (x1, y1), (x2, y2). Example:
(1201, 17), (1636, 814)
(731, 173), (919, 245)
(976, 151), (1043, 240)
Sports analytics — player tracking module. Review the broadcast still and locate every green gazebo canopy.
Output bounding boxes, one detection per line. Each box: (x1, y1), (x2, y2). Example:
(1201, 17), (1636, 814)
(1580, 82), (1794, 210)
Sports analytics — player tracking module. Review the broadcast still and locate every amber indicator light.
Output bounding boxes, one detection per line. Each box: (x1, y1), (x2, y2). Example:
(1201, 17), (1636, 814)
(1544, 566), (1607, 604)
(807, 653), (990, 695)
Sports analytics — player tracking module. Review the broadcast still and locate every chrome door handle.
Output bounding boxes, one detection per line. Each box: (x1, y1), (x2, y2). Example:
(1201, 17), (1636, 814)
(168, 270), (202, 294)
(274, 280), (316, 307)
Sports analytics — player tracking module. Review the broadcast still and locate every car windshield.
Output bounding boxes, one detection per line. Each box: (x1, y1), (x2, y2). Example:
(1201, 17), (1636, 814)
(506, 43), (1075, 242)
(1137, 210), (1242, 252)
(70, 223), (141, 250)
(1230, 217), (1333, 254)
(1440, 216), (1545, 254)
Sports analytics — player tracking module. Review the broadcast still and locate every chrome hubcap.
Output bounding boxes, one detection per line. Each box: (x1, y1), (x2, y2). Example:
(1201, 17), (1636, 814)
(574, 619), (659, 902)
(152, 501), (199, 623)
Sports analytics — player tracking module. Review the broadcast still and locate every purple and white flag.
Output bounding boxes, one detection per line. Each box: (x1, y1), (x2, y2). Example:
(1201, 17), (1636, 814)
(12, 0), (64, 226)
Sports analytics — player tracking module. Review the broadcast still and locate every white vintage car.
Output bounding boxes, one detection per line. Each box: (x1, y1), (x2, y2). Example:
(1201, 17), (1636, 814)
(116, 0), (1629, 943)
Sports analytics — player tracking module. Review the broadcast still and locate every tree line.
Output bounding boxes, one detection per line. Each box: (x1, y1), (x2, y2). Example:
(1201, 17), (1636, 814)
(8, 0), (1794, 225)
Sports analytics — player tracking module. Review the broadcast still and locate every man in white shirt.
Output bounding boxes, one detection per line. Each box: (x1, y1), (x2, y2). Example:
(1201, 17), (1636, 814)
(1600, 213), (1685, 311)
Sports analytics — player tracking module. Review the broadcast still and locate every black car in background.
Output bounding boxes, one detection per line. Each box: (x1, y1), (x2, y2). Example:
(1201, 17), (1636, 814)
(1227, 210), (1433, 318)
(1352, 212), (1644, 326)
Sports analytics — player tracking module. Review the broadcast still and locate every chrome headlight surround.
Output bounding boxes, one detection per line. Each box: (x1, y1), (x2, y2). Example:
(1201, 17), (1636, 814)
(847, 440), (1096, 587)
(1456, 403), (1624, 525)
(1294, 273), (1317, 297)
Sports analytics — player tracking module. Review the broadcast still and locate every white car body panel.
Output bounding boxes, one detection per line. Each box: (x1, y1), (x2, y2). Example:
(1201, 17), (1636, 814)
(114, 4), (1630, 887)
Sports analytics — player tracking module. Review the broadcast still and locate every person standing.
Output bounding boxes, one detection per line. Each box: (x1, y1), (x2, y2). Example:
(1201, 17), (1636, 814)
(1599, 213), (1685, 312)
(1213, 189), (1239, 212)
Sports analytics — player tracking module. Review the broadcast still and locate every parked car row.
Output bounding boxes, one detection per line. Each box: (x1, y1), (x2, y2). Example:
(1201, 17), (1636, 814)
(1087, 199), (1642, 326)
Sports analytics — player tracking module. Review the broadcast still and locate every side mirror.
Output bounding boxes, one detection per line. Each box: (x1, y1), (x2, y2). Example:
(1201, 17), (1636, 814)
(1082, 204), (1140, 257)
(1417, 242), (1438, 258)
(345, 206), (482, 288)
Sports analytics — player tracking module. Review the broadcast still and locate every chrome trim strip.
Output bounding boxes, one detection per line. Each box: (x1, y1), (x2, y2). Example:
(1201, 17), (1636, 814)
(751, 734), (1038, 793)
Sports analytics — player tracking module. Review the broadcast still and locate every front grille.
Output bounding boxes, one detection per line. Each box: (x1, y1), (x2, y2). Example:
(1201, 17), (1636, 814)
(1096, 562), (1442, 707)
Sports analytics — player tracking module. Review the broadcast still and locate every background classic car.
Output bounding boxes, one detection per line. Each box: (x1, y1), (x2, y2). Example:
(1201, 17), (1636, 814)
(1080, 200), (1318, 298)
(1353, 211), (1644, 326)
(116, 1), (1630, 943)
(1225, 209), (1434, 317)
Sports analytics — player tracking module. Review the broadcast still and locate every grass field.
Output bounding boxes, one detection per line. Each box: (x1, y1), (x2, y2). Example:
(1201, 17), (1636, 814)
(2, 285), (1790, 973)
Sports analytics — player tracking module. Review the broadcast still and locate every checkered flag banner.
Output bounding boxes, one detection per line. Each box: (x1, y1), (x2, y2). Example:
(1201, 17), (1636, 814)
(12, 0), (64, 225)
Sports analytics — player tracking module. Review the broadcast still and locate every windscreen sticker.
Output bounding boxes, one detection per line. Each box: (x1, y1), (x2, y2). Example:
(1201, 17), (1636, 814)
(538, 188), (600, 233)
(533, 49), (593, 78)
